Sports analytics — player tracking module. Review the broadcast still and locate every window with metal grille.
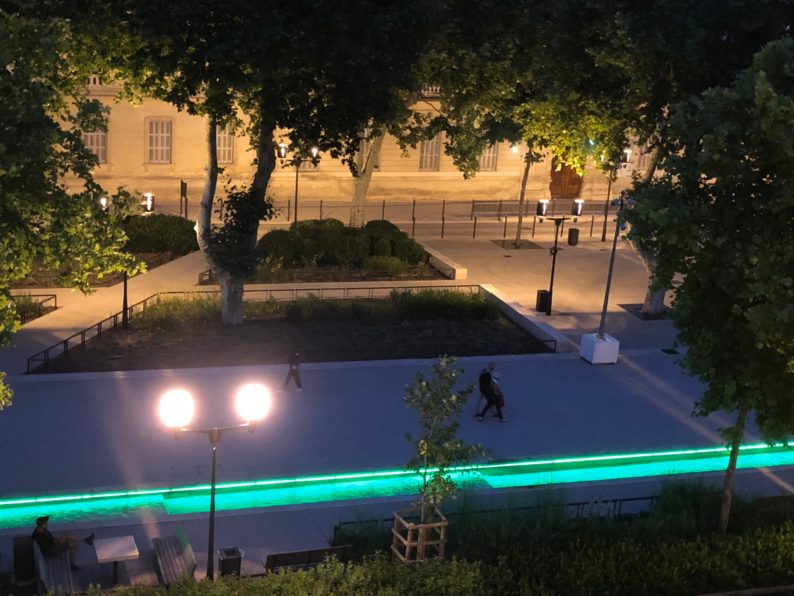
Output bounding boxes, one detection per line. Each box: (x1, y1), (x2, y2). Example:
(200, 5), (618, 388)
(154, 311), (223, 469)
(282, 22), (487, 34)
(146, 119), (172, 163)
(216, 125), (234, 164)
(83, 130), (107, 163)
(419, 133), (442, 171)
(479, 143), (498, 171)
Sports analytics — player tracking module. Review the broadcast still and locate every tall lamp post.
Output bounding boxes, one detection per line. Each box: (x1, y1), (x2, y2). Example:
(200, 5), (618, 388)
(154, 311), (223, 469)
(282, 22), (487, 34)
(159, 383), (272, 580)
(580, 190), (630, 364)
(281, 144), (319, 223)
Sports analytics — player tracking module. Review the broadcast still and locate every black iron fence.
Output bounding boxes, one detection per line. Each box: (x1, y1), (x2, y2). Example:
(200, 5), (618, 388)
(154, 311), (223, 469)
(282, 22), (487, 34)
(332, 494), (659, 546)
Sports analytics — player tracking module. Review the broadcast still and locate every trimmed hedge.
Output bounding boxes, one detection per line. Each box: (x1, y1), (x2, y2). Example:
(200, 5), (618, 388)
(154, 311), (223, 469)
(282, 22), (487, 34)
(255, 219), (426, 272)
(123, 215), (198, 255)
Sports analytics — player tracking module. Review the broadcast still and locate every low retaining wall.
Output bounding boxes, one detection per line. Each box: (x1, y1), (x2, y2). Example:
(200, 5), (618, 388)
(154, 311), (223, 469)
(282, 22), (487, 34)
(479, 284), (575, 353)
(423, 246), (468, 280)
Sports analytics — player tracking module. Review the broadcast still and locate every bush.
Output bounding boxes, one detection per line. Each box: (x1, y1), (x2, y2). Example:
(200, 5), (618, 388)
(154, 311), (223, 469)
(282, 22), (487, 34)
(372, 237), (393, 257)
(363, 219), (402, 240)
(364, 256), (408, 277)
(344, 228), (371, 267)
(256, 229), (299, 265)
(123, 215), (198, 255)
(12, 294), (47, 324)
(135, 295), (220, 331)
(290, 218), (345, 238)
(390, 290), (496, 320)
(393, 237), (426, 265)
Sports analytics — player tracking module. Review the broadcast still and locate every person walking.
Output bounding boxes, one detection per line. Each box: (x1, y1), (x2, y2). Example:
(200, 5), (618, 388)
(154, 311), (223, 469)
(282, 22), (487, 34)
(476, 363), (495, 416)
(283, 349), (303, 390)
(477, 372), (505, 422)
(32, 516), (94, 571)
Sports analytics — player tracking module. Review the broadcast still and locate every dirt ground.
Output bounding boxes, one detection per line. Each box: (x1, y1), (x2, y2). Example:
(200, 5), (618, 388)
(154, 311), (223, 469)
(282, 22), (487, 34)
(38, 315), (549, 373)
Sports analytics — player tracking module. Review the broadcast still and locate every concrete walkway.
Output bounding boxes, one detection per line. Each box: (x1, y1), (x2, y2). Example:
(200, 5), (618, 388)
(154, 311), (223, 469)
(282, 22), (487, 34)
(0, 225), (776, 589)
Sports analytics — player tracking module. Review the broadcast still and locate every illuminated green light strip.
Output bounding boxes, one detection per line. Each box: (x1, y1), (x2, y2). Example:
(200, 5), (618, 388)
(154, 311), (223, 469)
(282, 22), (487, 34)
(0, 443), (791, 530)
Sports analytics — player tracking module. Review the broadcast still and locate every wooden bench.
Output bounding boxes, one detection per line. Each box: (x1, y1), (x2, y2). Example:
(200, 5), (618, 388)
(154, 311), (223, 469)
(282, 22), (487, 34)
(262, 544), (352, 573)
(33, 541), (78, 594)
(152, 526), (197, 586)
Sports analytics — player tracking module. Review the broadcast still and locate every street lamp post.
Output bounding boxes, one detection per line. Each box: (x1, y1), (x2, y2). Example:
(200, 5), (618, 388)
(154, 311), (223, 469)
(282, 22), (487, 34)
(280, 145), (319, 223)
(600, 166), (616, 242)
(159, 384), (272, 580)
(545, 216), (567, 316)
(580, 191), (630, 364)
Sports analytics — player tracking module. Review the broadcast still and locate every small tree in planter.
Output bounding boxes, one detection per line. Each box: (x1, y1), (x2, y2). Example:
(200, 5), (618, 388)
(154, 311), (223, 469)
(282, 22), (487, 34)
(393, 356), (484, 563)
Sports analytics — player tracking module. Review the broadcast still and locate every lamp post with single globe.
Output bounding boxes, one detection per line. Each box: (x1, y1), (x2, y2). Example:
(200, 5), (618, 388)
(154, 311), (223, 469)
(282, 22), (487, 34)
(159, 384), (272, 580)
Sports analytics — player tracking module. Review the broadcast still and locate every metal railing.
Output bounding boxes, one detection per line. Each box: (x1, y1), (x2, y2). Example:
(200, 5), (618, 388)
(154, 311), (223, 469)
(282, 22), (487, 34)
(11, 293), (58, 309)
(332, 494), (659, 545)
(25, 284), (493, 373)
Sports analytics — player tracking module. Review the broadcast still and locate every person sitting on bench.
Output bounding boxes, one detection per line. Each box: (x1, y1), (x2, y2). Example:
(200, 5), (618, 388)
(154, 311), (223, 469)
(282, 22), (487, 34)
(32, 516), (94, 571)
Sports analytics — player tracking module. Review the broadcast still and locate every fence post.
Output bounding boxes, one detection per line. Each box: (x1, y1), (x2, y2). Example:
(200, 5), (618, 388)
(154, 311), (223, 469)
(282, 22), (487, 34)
(560, 217), (565, 235)
(412, 199), (416, 221)
(319, 200), (323, 219)
(590, 215), (595, 237)
(503, 217), (508, 239)
(381, 200), (386, 220)
(469, 199), (475, 220)
(497, 199), (503, 221)
(532, 215), (537, 238)
(473, 217), (478, 239)
(287, 200), (291, 222)
(412, 217), (416, 238)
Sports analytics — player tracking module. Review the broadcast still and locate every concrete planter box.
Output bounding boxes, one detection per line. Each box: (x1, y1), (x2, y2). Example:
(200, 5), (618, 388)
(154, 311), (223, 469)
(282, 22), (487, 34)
(579, 333), (620, 364)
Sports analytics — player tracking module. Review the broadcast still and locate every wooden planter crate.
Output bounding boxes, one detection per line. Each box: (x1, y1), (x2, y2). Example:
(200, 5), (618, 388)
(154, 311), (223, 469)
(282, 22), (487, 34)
(391, 507), (448, 563)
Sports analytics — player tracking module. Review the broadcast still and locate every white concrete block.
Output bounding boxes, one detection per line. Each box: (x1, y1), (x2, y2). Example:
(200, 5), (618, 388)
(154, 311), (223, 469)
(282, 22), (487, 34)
(579, 333), (620, 364)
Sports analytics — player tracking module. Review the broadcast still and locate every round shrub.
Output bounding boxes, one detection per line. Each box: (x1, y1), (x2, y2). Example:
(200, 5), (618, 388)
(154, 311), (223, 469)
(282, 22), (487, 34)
(256, 229), (299, 265)
(393, 237), (426, 265)
(344, 229), (371, 267)
(363, 219), (402, 239)
(123, 214), (198, 255)
(364, 256), (408, 277)
(372, 237), (392, 257)
(290, 218), (345, 239)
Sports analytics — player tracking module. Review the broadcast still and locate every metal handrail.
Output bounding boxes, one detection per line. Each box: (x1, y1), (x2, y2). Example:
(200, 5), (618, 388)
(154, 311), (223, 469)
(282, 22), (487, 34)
(11, 293), (58, 309)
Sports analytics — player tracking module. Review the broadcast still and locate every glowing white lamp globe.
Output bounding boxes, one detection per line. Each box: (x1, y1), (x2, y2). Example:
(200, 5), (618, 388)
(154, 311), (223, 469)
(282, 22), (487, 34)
(159, 389), (195, 428)
(235, 383), (271, 422)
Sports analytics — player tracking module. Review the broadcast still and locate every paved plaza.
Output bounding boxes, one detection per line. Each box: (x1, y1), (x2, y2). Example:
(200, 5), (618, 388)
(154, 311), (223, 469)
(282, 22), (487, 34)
(0, 221), (785, 587)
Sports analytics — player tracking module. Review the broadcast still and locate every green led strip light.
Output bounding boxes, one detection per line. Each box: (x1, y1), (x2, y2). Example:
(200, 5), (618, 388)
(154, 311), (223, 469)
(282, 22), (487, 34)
(0, 443), (790, 530)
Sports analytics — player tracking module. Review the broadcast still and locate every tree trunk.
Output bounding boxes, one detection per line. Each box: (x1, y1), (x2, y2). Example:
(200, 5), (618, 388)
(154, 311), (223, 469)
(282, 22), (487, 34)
(513, 152), (532, 248)
(628, 146), (668, 316)
(718, 401), (749, 534)
(196, 118), (220, 266)
(350, 134), (384, 227)
(218, 271), (245, 326)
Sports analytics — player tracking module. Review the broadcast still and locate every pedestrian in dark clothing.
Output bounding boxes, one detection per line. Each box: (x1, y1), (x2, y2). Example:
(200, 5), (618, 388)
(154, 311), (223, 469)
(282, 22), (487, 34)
(477, 372), (505, 422)
(284, 350), (303, 390)
(476, 363), (495, 415)
(32, 516), (94, 571)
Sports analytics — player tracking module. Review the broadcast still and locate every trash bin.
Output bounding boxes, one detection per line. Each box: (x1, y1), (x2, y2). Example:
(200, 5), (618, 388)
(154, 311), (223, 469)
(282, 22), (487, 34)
(567, 228), (580, 246)
(535, 289), (551, 313)
(219, 547), (243, 577)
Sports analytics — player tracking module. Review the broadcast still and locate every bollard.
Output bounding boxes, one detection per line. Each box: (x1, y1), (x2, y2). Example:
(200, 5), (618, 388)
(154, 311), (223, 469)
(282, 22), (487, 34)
(473, 217), (478, 238)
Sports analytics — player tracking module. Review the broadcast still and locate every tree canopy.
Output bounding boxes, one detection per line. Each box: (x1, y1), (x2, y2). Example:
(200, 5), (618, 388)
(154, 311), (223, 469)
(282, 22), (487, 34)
(627, 38), (794, 531)
(0, 6), (137, 408)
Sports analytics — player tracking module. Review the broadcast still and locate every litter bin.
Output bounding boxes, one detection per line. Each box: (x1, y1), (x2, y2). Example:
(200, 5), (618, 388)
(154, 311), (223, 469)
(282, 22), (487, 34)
(219, 547), (244, 577)
(567, 227), (580, 246)
(535, 289), (551, 313)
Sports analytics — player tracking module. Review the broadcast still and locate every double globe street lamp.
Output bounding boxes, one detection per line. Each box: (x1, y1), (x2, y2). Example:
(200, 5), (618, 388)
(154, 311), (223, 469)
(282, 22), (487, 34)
(159, 383), (272, 580)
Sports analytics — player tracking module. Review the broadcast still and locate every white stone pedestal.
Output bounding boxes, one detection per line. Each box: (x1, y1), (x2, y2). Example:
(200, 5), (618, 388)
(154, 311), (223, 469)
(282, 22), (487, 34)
(579, 333), (620, 364)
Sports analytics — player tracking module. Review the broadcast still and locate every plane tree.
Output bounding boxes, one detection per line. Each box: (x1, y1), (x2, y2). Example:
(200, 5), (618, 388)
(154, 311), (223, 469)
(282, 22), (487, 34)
(100, 0), (441, 322)
(626, 39), (794, 533)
